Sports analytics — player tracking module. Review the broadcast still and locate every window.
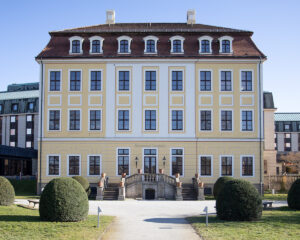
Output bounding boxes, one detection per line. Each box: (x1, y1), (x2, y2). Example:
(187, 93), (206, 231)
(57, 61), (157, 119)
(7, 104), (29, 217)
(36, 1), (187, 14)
(92, 40), (100, 53)
(170, 36), (185, 53)
(201, 40), (210, 53)
(274, 133), (277, 150)
(145, 71), (156, 91)
(49, 110), (60, 130)
(12, 103), (18, 112)
(117, 149), (129, 175)
(221, 71), (232, 91)
(0, 104), (3, 114)
(221, 110), (232, 131)
(69, 36), (83, 54)
(88, 156), (100, 176)
(48, 156), (60, 175)
(146, 40), (155, 53)
(284, 123), (291, 131)
(50, 71), (61, 91)
(200, 71), (211, 91)
(28, 102), (34, 111)
(221, 156), (233, 176)
(145, 110), (156, 130)
(172, 71), (183, 91)
(68, 156), (80, 176)
(242, 156), (253, 176)
(298, 133), (300, 151)
(70, 71), (81, 91)
(200, 110), (212, 131)
(26, 114), (34, 149)
(284, 133), (291, 151)
(119, 71), (130, 91)
(90, 71), (101, 91)
(9, 115), (17, 147)
(69, 110), (80, 130)
(143, 36), (158, 53)
(173, 40), (182, 53)
(118, 110), (129, 130)
(241, 71), (252, 91)
(200, 156), (212, 176)
(0, 117), (2, 145)
(26, 141), (32, 148)
(117, 36), (132, 53)
(120, 40), (128, 53)
(222, 40), (230, 53)
(89, 110), (101, 131)
(242, 110), (253, 131)
(171, 149), (183, 176)
(144, 149), (157, 174)
(218, 36), (233, 53)
(198, 36), (213, 54)
(172, 110), (183, 131)
(89, 36), (104, 54)
(72, 40), (80, 53)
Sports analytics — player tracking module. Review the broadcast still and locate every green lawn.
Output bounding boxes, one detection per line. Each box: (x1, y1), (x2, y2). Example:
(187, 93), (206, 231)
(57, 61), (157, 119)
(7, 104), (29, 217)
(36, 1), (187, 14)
(187, 207), (300, 240)
(0, 205), (114, 240)
(263, 194), (287, 201)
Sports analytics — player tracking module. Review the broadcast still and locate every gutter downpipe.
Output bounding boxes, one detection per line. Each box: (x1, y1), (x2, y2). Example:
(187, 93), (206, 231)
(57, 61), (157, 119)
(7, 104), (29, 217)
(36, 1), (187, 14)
(259, 57), (263, 195)
(38, 58), (44, 194)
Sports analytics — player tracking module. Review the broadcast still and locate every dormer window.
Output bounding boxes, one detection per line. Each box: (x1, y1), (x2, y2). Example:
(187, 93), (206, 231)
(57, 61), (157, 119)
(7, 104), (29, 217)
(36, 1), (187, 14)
(69, 36), (84, 54)
(143, 36), (158, 54)
(170, 36), (185, 54)
(117, 36), (132, 54)
(198, 36), (213, 54)
(89, 36), (104, 54)
(218, 36), (233, 54)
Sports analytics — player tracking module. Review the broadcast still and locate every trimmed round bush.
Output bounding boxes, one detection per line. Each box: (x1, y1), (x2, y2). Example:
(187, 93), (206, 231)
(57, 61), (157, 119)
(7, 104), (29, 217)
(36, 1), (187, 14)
(213, 176), (234, 199)
(39, 177), (89, 222)
(72, 176), (91, 197)
(288, 179), (300, 210)
(0, 177), (15, 206)
(216, 179), (262, 221)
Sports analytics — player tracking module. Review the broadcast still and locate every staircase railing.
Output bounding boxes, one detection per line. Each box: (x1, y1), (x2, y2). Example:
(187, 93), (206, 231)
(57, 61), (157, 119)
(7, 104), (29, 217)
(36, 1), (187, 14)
(125, 173), (176, 186)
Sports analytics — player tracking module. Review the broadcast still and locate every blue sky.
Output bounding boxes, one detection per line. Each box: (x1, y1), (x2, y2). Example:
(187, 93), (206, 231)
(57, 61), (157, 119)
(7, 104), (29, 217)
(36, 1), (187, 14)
(0, 0), (299, 112)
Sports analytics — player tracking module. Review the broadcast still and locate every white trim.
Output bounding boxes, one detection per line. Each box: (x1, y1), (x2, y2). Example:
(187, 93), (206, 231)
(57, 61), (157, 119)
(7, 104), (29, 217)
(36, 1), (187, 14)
(170, 69), (184, 92)
(142, 147), (158, 174)
(199, 155), (213, 177)
(88, 108), (102, 132)
(198, 95), (213, 106)
(219, 94), (233, 106)
(199, 69), (213, 92)
(47, 94), (61, 106)
(88, 94), (103, 107)
(199, 109), (213, 132)
(240, 69), (254, 92)
(117, 94), (131, 106)
(170, 94), (184, 106)
(219, 109), (234, 132)
(46, 154), (61, 176)
(116, 108), (131, 131)
(240, 109), (254, 132)
(89, 36), (104, 54)
(116, 147), (131, 176)
(67, 154), (81, 176)
(170, 148), (184, 177)
(170, 35), (185, 54)
(240, 155), (255, 177)
(198, 36), (213, 54)
(143, 108), (158, 132)
(144, 69), (158, 92)
(87, 154), (102, 177)
(48, 69), (62, 92)
(218, 36), (233, 54)
(47, 108), (61, 132)
(143, 36), (159, 54)
(219, 69), (233, 92)
(68, 69), (82, 92)
(68, 94), (82, 106)
(117, 69), (131, 92)
(240, 95), (254, 106)
(220, 155), (234, 177)
(143, 94), (158, 106)
(170, 109), (184, 132)
(69, 36), (84, 54)
(117, 36), (132, 54)
(67, 108), (82, 131)
(88, 69), (103, 92)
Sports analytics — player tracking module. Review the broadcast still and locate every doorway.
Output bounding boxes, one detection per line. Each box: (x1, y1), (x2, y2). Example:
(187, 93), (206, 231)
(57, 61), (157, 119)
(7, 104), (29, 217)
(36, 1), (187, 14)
(144, 149), (157, 174)
(145, 188), (155, 200)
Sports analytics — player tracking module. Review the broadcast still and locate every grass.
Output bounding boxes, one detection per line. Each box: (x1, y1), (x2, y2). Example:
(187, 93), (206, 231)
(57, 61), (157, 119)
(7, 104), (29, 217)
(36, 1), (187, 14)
(0, 205), (114, 240)
(263, 194), (287, 201)
(187, 207), (300, 240)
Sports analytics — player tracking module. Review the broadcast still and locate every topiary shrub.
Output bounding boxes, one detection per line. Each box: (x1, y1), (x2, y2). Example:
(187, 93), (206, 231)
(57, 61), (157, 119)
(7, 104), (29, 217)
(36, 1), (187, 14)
(288, 179), (300, 210)
(39, 177), (89, 222)
(72, 176), (91, 197)
(213, 176), (234, 199)
(216, 179), (262, 221)
(0, 176), (15, 206)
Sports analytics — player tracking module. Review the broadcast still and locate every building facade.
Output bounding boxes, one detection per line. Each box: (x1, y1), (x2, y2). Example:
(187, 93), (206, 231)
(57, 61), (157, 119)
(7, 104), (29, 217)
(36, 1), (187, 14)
(36, 10), (266, 196)
(0, 83), (39, 177)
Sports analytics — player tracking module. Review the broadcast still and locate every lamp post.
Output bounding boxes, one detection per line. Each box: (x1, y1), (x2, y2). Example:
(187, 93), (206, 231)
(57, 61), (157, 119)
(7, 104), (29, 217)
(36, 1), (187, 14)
(135, 157), (139, 168)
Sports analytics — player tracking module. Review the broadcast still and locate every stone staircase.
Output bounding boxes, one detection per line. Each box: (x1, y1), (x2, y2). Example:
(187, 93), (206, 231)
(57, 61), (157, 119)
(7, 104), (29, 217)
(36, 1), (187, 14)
(182, 184), (197, 200)
(103, 183), (119, 200)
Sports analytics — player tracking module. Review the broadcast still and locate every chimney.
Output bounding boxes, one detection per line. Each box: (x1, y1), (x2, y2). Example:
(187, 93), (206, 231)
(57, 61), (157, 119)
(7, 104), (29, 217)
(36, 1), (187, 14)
(187, 9), (196, 24)
(106, 10), (115, 24)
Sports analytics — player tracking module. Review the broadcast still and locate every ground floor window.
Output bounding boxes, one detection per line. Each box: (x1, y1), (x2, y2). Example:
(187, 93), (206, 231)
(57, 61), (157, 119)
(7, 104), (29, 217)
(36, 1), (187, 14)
(0, 158), (32, 176)
(68, 156), (80, 176)
(171, 149), (183, 175)
(89, 155), (100, 175)
(48, 156), (60, 175)
(242, 156), (253, 176)
(221, 156), (232, 176)
(144, 149), (157, 174)
(200, 156), (212, 176)
(118, 149), (129, 175)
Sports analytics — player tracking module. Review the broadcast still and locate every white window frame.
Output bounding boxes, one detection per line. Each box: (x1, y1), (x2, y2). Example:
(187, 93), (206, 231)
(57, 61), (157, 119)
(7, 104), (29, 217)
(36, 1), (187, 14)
(117, 36), (132, 54)
(143, 108), (158, 132)
(199, 155), (213, 177)
(240, 109), (254, 132)
(89, 36), (104, 54)
(220, 109), (234, 132)
(88, 108), (102, 131)
(46, 154), (61, 176)
(69, 36), (84, 54)
(47, 109), (61, 132)
(170, 69), (184, 92)
(116, 147), (131, 176)
(117, 69), (131, 92)
(199, 109), (213, 132)
(68, 69), (82, 92)
(240, 155), (255, 177)
(170, 148), (184, 177)
(87, 154), (102, 177)
(117, 108), (131, 131)
(199, 69), (213, 92)
(89, 69), (103, 92)
(219, 69), (233, 92)
(48, 69), (62, 92)
(142, 148), (158, 174)
(170, 109), (184, 132)
(144, 69), (158, 92)
(170, 36), (185, 54)
(143, 36), (159, 54)
(198, 36), (213, 54)
(67, 154), (81, 176)
(240, 69), (254, 92)
(68, 108), (82, 131)
(218, 36), (233, 54)
(220, 155), (234, 177)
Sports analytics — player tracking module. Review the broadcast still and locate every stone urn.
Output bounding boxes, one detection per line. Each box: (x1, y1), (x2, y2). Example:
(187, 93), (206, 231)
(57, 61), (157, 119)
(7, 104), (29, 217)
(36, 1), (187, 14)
(137, 169), (143, 174)
(195, 173), (199, 179)
(175, 173), (180, 178)
(176, 182), (182, 188)
(159, 169), (164, 174)
(101, 173), (106, 178)
(198, 182), (204, 188)
(119, 181), (124, 187)
(122, 173), (127, 178)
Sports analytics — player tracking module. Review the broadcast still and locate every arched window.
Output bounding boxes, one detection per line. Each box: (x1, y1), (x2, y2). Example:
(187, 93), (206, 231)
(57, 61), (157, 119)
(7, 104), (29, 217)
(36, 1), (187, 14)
(170, 36), (185, 54)
(117, 36), (132, 54)
(89, 36), (104, 54)
(143, 36), (159, 54)
(69, 36), (83, 54)
(218, 36), (233, 54)
(222, 40), (230, 53)
(92, 40), (100, 53)
(198, 36), (213, 54)
(72, 40), (80, 53)
(120, 40), (128, 53)
(147, 40), (155, 53)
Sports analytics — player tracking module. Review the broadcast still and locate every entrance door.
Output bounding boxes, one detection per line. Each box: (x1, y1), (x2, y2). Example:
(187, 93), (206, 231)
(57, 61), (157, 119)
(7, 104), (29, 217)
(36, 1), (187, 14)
(144, 149), (157, 174)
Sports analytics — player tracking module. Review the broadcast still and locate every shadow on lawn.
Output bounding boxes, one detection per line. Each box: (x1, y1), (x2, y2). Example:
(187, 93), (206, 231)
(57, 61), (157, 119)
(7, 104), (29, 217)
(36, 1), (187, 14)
(0, 215), (40, 222)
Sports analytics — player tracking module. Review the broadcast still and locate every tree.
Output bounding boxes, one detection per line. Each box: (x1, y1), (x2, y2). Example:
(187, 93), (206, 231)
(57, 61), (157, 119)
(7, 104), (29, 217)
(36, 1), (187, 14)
(278, 152), (300, 174)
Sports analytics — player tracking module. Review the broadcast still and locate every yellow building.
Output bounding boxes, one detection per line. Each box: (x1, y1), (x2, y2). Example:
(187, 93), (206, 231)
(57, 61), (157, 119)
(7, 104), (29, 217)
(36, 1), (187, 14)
(36, 10), (266, 198)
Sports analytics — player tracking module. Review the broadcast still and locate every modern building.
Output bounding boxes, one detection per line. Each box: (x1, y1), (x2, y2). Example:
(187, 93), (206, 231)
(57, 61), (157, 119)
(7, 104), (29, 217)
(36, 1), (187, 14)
(36, 10), (266, 198)
(0, 83), (39, 177)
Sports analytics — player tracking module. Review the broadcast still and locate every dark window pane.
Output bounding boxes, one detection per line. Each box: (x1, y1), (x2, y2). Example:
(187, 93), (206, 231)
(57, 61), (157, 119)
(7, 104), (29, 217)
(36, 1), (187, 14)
(72, 40), (80, 53)
(173, 40), (182, 53)
(200, 71), (211, 91)
(241, 71), (252, 91)
(172, 110), (183, 130)
(222, 40), (230, 53)
(201, 156), (211, 176)
(70, 71), (81, 91)
(201, 40), (210, 53)
(146, 40), (155, 53)
(91, 71), (101, 91)
(172, 71), (183, 91)
(69, 156), (80, 175)
(118, 110), (129, 130)
(50, 71), (61, 91)
(69, 110), (80, 130)
(92, 40), (100, 53)
(145, 71), (156, 91)
(119, 71), (130, 91)
(120, 40), (129, 53)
